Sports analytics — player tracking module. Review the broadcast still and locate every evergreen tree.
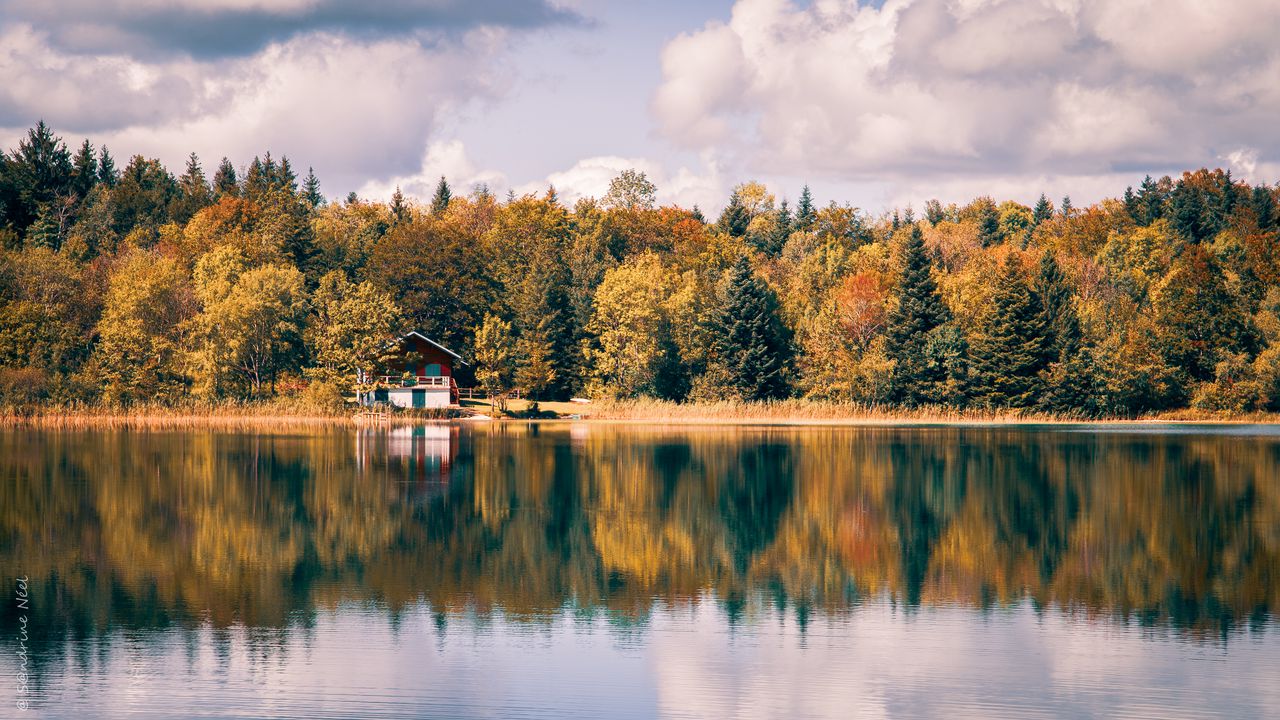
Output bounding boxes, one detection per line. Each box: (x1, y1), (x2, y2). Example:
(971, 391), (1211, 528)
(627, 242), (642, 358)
(171, 152), (212, 224)
(390, 186), (408, 224)
(213, 157), (238, 197)
(1251, 185), (1277, 231)
(276, 156), (298, 195)
(970, 255), (1052, 408)
(795, 185), (816, 232)
(242, 156), (268, 199)
(886, 225), (956, 405)
(707, 256), (792, 401)
(97, 146), (118, 187)
(978, 203), (1001, 247)
(690, 205), (706, 224)
(70, 139), (98, 199)
(430, 176), (452, 215)
(1032, 251), (1081, 363)
(766, 199), (791, 256)
(8, 121), (73, 234)
(1060, 196), (1074, 219)
(1170, 177), (1215, 243)
(302, 167), (323, 208)
(1032, 194), (1053, 225)
(1135, 175), (1165, 225)
(1123, 186), (1138, 221)
(717, 190), (750, 237)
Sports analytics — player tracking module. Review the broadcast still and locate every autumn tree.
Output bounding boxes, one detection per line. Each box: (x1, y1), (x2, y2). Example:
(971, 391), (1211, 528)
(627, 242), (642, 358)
(473, 313), (515, 413)
(91, 249), (193, 404)
(584, 254), (685, 399)
(306, 271), (403, 388)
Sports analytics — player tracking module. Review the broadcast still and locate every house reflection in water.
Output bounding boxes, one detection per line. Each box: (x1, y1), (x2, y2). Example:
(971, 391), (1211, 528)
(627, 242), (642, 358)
(355, 424), (459, 494)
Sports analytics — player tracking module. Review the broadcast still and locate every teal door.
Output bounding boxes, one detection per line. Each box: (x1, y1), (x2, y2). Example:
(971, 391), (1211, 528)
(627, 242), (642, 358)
(412, 389), (426, 408)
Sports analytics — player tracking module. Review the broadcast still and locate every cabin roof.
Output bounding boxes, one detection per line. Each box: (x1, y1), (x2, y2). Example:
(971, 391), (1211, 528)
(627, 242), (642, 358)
(399, 331), (465, 364)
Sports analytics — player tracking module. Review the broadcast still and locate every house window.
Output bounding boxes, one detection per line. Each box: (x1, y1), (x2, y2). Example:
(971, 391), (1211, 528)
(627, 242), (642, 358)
(424, 363), (442, 376)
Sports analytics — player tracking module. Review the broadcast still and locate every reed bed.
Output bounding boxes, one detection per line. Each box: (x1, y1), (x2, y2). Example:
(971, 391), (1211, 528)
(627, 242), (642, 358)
(3, 397), (1278, 429)
(580, 398), (1280, 425)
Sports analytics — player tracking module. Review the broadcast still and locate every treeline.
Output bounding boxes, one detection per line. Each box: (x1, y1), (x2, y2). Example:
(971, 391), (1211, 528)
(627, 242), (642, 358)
(2, 122), (1279, 413)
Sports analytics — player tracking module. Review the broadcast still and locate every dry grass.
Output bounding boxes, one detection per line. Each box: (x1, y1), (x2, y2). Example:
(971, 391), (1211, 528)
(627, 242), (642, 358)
(576, 398), (1280, 425)
(0, 398), (351, 429)
(4, 397), (1279, 429)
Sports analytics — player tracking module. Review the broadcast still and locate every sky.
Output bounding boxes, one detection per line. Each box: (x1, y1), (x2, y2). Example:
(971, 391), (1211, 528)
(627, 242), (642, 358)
(2, 0), (1278, 214)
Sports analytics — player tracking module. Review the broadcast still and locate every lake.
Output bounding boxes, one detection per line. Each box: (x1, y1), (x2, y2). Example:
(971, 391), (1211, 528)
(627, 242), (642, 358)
(2, 423), (1278, 718)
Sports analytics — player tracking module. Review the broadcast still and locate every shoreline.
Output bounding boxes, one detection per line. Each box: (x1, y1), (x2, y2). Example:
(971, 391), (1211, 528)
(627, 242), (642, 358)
(3, 401), (1279, 429)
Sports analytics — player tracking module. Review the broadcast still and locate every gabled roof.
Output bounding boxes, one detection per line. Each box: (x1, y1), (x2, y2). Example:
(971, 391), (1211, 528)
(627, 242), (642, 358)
(399, 331), (465, 363)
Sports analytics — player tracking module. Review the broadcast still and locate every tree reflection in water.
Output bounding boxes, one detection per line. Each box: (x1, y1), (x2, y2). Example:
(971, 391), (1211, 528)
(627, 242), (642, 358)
(2, 422), (1277, 690)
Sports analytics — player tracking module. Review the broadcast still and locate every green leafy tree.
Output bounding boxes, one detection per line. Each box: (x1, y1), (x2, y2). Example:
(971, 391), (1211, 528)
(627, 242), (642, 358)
(603, 169), (656, 211)
(473, 313), (515, 413)
(188, 247), (307, 397)
(91, 249), (193, 405)
(1152, 243), (1257, 384)
(584, 254), (685, 399)
(306, 271), (403, 391)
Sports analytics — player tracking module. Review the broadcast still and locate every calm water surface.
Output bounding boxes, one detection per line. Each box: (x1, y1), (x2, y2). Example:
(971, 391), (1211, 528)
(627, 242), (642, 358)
(1, 423), (1278, 718)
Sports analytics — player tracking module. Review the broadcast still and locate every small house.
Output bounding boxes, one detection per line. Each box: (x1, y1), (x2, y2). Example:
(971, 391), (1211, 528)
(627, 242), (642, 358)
(359, 331), (463, 408)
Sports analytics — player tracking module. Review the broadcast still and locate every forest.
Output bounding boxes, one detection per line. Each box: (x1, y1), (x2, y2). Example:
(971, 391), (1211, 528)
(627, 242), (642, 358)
(2, 121), (1279, 415)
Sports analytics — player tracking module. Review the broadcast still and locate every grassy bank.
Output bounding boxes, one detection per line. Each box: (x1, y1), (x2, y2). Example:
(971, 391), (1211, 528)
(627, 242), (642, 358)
(4, 397), (1279, 428)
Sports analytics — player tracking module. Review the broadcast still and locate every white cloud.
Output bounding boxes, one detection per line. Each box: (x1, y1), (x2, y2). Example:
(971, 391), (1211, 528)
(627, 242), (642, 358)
(0, 24), (513, 197)
(653, 0), (1280, 186)
(358, 139), (508, 202)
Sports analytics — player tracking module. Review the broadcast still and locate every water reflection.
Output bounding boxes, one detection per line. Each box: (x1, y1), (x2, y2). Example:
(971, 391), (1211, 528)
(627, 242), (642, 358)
(1, 423), (1278, 717)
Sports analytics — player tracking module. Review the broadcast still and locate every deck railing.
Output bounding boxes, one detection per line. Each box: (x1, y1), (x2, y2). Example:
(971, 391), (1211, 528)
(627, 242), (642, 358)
(376, 375), (454, 388)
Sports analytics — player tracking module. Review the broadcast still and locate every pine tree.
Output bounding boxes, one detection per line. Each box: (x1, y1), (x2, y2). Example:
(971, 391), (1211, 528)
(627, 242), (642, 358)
(1032, 194), (1053, 225)
(707, 256), (792, 401)
(1032, 251), (1081, 363)
(213, 157), (238, 197)
(690, 205), (706, 224)
(885, 225), (955, 405)
(1135, 175), (1164, 225)
(98, 146), (118, 187)
(9, 121), (73, 233)
(978, 203), (1001, 247)
(766, 199), (791, 256)
(171, 152), (211, 224)
(390, 186), (408, 224)
(795, 185), (816, 232)
(276, 156), (298, 195)
(1060, 196), (1073, 219)
(969, 255), (1052, 408)
(70, 139), (98, 199)
(302, 167), (323, 208)
(717, 190), (750, 237)
(1123, 186), (1138, 221)
(430, 176), (452, 215)
(1251, 185), (1277, 231)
